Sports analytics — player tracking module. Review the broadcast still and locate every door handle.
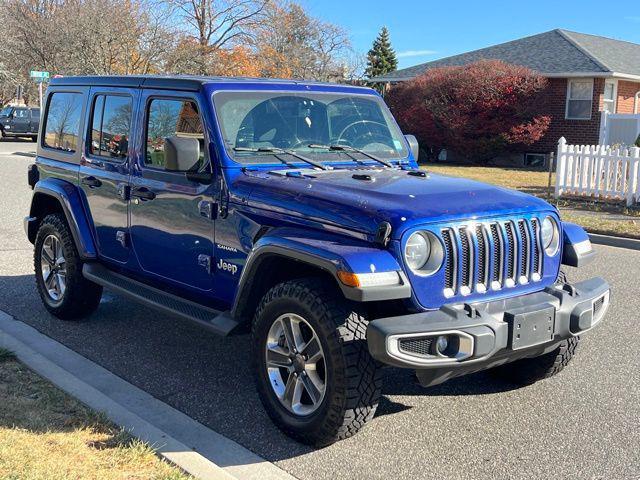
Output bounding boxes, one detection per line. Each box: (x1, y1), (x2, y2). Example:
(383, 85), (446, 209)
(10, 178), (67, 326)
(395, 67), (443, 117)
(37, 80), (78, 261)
(131, 186), (156, 201)
(81, 176), (102, 188)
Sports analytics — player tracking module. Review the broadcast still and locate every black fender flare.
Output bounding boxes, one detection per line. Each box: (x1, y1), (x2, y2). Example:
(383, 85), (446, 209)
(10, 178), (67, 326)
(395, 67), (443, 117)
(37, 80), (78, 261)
(231, 238), (411, 319)
(26, 178), (97, 259)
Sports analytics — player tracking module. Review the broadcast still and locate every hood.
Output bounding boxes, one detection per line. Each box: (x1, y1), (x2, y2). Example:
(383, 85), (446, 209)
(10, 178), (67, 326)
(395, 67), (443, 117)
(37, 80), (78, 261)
(236, 167), (555, 239)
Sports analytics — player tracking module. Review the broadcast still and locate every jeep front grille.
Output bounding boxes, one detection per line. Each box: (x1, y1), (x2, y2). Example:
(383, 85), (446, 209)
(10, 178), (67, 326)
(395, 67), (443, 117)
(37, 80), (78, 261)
(442, 218), (543, 298)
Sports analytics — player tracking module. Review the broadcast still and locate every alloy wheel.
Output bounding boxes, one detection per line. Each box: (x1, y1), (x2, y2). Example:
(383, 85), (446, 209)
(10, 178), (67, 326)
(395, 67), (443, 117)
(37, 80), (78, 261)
(40, 234), (67, 303)
(265, 313), (327, 416)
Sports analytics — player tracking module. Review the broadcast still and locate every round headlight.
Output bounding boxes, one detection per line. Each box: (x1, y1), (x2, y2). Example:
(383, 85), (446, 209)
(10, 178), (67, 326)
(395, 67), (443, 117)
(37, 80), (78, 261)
(404, 232), (430, 271)
(541, 216), (560, 256)
(403, 231), (445, 275)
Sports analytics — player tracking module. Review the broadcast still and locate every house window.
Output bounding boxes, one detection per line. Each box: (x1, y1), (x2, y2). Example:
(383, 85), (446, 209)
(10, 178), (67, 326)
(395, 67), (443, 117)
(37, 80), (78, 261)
(566, 79), (593, 120)
(635, 91), (640, 114)
(602, 80), (617, 113)
(524, 153), (546, 167)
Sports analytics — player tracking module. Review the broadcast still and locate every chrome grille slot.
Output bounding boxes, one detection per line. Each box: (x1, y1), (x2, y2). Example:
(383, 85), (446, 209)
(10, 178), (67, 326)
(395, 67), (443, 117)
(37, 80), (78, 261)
(504, 222), (517, 286)
(438, 217), (543, 298)
(490, 223), (503, 287)
(531, 218), (541, 279)
(476, 225), (489, 292)
(518, 220), (530, 283)
(458, 227), (473, 295)
(442, 229), (457, 297)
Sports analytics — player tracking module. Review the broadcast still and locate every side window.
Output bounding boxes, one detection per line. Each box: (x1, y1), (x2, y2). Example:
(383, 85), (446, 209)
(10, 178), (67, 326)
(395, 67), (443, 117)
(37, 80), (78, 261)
(14, 109), (29, 118)
(44, 92), (83, 152)
(89, 95), (132, 159)
(31, 109), (40, 119)
(145, 98), (205, 170)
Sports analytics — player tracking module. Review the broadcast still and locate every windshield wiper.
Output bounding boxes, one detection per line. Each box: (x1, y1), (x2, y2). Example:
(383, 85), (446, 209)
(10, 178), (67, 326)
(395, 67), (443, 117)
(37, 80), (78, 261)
(233, 147), (328, 170)
(308, 144), (393, 168)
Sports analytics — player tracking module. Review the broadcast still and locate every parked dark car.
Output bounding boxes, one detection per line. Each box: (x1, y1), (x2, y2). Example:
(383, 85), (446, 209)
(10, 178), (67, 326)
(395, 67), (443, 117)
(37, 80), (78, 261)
(24, 75), (609, 447)
(0, 106), (40, 140)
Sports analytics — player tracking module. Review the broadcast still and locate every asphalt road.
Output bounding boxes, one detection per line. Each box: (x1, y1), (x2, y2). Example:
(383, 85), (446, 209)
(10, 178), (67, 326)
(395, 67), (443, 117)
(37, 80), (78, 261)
(1, 140), (638, 480)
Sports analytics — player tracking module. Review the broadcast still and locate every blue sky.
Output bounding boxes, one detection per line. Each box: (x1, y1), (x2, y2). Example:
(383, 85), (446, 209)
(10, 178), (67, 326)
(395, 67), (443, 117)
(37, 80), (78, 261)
(306, 0), (640, 69)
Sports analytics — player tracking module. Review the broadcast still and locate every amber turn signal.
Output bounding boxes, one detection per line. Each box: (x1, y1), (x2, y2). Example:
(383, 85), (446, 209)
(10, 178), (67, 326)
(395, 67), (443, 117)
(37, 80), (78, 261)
(337, 271), (361, 287)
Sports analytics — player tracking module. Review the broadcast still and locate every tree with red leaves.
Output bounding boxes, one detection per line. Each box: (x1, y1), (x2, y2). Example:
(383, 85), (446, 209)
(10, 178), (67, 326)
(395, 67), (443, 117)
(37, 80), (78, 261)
(386, 60), (551, 163)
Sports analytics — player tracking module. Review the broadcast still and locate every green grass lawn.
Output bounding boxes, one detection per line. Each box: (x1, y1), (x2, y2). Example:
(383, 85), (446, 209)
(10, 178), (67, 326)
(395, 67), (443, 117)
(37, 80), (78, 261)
(0, 348), (191, 480)
(422, 163), (640, 239)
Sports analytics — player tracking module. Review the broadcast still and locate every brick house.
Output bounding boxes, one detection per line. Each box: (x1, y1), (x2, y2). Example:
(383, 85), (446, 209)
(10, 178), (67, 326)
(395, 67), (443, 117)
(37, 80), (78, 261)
(374, 29), (640, 165)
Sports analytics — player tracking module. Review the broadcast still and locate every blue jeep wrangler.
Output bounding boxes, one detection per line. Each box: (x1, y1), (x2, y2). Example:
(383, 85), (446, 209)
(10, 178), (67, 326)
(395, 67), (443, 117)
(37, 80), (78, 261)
(25, 75), (610, 446)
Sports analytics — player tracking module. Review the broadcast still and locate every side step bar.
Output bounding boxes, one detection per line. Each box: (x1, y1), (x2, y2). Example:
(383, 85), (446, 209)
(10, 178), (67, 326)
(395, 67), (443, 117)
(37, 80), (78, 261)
(82, 263), (238, 336)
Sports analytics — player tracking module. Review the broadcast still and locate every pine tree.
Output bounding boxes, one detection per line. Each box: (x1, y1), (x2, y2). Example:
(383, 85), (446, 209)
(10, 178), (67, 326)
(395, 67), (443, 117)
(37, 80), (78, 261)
(365, 27), (398, 91)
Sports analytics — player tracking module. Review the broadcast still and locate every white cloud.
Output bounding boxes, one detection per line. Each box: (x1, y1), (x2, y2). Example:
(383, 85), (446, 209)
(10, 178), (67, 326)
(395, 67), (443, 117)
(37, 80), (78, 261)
(396, 49), (438, 58)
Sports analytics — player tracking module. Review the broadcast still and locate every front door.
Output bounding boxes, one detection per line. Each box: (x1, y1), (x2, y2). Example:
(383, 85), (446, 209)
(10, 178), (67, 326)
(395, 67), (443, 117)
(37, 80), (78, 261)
(11, 108), (30, 134)
(129, 91), (215, 292)
(79, 88), (136, 264)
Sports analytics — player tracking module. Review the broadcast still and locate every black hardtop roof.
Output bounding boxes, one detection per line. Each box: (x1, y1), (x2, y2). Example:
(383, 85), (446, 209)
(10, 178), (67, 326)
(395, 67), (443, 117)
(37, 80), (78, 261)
(49, 75), (370, 92)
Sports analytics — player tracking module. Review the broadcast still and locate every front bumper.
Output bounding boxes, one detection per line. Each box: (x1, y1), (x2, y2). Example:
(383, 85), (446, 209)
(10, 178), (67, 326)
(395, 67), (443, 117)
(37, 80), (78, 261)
(367, 277), (610, 379)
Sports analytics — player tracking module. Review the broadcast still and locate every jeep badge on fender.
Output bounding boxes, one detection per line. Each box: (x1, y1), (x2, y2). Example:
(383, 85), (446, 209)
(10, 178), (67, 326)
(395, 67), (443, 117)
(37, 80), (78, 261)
(24, 75), (610, 447)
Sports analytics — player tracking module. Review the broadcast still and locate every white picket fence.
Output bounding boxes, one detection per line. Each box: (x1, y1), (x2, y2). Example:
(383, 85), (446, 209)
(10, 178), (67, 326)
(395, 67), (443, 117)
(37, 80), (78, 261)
(554, 137), (640, 206)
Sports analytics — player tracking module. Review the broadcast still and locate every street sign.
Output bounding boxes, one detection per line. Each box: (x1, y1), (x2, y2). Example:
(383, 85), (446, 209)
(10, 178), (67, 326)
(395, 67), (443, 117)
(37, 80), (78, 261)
(29, 70), (50, 80)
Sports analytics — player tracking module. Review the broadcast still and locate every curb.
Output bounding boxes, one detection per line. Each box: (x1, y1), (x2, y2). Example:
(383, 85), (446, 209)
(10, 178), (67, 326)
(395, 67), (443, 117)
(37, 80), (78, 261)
(0, 311), (296, 480)
(589, 233), (640, 251)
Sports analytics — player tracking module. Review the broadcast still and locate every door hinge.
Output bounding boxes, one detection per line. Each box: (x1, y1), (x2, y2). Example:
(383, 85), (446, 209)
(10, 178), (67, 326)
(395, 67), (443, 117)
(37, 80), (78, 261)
(116, 230), (128, 248)
(198, 200), (218, 220)
(117, 184), (130, 201)
(198, 254), (212, 274)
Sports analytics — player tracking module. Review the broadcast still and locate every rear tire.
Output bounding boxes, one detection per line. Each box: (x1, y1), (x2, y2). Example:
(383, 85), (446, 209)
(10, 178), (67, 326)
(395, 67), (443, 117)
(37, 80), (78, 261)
(34, 213), (102, 320)
(490, 337), (580, 385)
(252, 278), (381, 447)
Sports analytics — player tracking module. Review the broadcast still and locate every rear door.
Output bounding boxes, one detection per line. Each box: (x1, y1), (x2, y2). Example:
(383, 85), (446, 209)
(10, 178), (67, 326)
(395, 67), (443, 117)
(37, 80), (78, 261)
(30, 108), (41, 134)
(78, 87), (137, 265)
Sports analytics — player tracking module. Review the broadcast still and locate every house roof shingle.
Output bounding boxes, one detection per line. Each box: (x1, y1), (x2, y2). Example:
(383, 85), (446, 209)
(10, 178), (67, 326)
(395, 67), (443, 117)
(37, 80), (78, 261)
(374, 29), (640, 82)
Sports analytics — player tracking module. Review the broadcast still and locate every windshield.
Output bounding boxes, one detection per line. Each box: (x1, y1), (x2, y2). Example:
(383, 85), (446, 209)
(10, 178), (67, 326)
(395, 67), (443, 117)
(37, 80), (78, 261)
(0, 107), (13, 117)
(212, 91), (408, 164)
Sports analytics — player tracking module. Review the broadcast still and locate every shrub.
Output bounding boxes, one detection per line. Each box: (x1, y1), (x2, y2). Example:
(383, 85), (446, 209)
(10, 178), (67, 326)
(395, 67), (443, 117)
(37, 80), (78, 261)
(386, 60), (551, 163)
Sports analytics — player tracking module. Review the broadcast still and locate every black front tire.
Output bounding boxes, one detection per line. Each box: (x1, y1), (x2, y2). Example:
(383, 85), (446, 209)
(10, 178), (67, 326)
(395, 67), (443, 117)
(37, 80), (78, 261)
(252, 278), (381, 447)
(34, 213), (103, 320)
(490, 337), (580, 385)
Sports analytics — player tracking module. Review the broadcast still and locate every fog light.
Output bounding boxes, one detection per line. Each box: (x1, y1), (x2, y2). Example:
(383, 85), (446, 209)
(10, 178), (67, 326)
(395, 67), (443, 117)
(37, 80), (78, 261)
(435, 335), (449, 355)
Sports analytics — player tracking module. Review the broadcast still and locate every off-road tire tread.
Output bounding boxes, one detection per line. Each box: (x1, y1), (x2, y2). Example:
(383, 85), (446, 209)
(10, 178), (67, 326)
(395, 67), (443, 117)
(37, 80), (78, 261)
(34, 213), (102, 320)
(492, 337), (580, 385)
(252, 277), (381, 447)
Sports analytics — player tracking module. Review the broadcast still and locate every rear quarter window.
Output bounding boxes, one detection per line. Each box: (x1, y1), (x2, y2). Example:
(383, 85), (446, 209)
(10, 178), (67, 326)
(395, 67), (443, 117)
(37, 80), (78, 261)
(43, 92), (83, 152)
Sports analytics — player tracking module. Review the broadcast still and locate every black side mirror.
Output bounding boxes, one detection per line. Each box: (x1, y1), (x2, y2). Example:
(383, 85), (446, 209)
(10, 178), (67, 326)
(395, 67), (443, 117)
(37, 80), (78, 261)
(164, 136), (200, 172)
(404, 134), (419, 161)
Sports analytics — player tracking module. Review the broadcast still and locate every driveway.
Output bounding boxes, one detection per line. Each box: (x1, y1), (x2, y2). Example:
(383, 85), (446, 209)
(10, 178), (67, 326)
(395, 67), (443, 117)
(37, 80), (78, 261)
(0, 140), (638, 479)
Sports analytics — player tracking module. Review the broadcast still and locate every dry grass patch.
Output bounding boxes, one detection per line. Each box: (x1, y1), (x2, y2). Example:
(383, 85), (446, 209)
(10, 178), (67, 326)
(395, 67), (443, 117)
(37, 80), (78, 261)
(422, 163), (640, 239)
(0, 349), (191, 480)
